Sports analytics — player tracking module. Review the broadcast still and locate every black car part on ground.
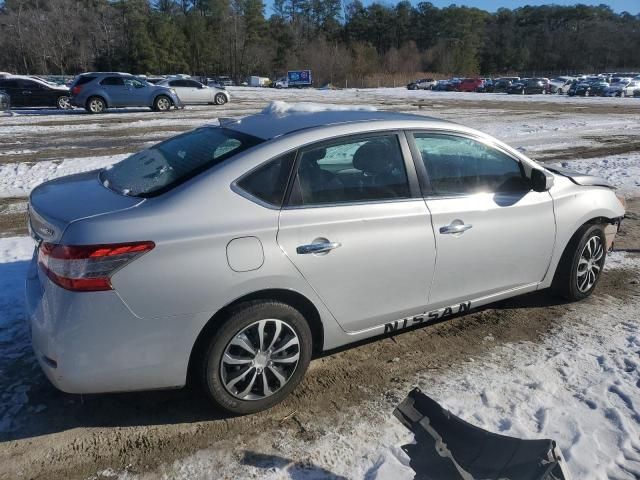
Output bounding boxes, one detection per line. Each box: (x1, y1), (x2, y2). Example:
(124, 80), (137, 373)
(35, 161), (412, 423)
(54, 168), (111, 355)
(394, 388), (571, 480)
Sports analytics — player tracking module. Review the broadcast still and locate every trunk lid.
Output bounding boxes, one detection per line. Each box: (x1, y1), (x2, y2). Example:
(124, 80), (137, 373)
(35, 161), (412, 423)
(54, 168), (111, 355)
(28, 170), (143, 243)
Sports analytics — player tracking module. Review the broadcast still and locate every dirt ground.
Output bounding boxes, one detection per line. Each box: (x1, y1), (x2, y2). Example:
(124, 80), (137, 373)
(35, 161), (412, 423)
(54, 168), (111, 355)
(0, 91), (639, 480)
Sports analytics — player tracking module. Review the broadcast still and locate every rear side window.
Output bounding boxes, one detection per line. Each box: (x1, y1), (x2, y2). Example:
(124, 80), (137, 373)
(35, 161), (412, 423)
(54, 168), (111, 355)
(236, 151), (296, 206)
(101, 76), (124, 86)
(74, 75), (96, 86)
(101, 127), (263, 197)
(288, 134), (410, 206)
(413, 134), (526, 195)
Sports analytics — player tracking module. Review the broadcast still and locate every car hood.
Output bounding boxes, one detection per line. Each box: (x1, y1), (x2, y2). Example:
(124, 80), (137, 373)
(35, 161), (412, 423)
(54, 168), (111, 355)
(546, 166), (614, 189)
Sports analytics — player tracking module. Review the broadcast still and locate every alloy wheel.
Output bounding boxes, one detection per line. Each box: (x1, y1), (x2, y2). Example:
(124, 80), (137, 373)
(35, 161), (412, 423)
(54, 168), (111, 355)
(156, 97), (171, 111)
(576, 235), (604, 293)
(220, 319), (300, 400)
(57, 96), (71, 109)
(89, 98), (104, 113)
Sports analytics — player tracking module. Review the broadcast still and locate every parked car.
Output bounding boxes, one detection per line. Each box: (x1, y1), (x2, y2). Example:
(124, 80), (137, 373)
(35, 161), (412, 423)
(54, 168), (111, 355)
(0, 89), (9, 111)
(492, 79), (515, 93)
(568, 80), (601, 97)
(69, 72), (183, 113)
(156, 78), (229, 105)
(431, 80), (450, 91)
(0, 75), (71, 109)
(407, 78), (436, 90)
(604, 80), (630, 97)
(549, 77), (574, 94)
(457, 78), (484, 92)
(476, 78), (494, 93)
(588, 81), (610, 97)
(507, 78), (548, 95)
(26, 107), (625, 414)
(212, 76), (234, 87)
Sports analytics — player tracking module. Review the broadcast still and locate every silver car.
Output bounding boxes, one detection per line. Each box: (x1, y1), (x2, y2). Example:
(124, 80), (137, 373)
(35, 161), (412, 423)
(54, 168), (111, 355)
(26, 108), (625, 414)
(156, 78), (230, 105)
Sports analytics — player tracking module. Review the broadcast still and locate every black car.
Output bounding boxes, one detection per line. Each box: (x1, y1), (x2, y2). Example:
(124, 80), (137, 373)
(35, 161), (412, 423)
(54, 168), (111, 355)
(476, 78), (494, 92)
(493, 79), (515, 93)
(0, 76), (71, 109)
(507, 79), (547, 95)
(568, 80), (597, 97)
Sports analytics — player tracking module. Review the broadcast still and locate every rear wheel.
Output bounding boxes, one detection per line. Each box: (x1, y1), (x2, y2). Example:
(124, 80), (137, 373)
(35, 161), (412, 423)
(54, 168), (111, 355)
(56, 95), (71, 109)
(553, 225), (606, 301)
(214, 93), (227, 105)
(199, 301), (312, 414)
(86, 96), (106, 114)
(153, 95), (172, 111)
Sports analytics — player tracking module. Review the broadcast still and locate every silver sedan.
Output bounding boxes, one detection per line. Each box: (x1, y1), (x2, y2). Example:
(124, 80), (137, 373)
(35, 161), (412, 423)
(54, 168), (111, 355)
(156, 78), (230, 105)
(26, 106), (625, 414)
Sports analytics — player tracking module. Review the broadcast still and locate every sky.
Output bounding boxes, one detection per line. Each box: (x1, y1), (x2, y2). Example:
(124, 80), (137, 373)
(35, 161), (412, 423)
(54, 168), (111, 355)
(264, 1), (639, 15)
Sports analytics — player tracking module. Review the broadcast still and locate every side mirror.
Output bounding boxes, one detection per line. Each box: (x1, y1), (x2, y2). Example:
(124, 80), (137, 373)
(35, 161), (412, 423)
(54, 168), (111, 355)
(531, 168), (554, 192)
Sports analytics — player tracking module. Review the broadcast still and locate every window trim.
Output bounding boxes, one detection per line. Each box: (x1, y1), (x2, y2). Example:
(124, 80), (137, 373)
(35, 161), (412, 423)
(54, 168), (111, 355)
(283, 130), (421, 210)
(406, 129), (529, 199)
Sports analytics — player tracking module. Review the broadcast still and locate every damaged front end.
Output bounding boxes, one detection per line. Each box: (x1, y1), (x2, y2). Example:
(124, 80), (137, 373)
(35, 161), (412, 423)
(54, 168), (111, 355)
(394, 388), (572, 480)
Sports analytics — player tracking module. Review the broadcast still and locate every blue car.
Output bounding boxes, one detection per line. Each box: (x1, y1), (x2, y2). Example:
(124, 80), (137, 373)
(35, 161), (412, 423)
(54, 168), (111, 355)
(70, 72), (183, 113)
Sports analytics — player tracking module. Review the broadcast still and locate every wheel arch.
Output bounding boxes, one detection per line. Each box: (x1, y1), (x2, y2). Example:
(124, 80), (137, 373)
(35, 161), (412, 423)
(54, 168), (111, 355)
(187, 288), (324, 381)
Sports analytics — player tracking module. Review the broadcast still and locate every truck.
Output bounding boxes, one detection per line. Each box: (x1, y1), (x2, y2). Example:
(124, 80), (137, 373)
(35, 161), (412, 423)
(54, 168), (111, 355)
(274, 70), (312, 89)
(249, 76), (270, 87)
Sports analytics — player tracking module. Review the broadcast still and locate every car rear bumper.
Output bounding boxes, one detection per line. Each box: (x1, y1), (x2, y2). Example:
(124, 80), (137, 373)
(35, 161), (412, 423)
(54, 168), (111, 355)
(25, 253), (194, 394)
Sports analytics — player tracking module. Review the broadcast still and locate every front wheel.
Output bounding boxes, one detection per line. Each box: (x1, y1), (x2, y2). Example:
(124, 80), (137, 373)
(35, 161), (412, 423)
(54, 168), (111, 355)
(553, 225), (606, 301)
(153, 95), (172, 111)
(214, 93), (227, 105)
(199, 301), (312, 414)
(57, 96), (71, 109)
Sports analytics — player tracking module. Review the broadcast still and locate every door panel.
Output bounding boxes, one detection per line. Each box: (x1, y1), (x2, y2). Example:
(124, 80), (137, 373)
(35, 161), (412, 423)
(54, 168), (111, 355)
(426, 192), (555, 305)
(278, 201), (436, 332)
(277, 132), (435, 332)
(410, 131), (556, 305)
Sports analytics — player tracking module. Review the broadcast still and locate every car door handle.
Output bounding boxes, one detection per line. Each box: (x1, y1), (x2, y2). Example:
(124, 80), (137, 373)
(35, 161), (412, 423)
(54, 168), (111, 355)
(22, 91), (31, 94)
(439, 223), (473, 234)
(296, 241), (341, 255)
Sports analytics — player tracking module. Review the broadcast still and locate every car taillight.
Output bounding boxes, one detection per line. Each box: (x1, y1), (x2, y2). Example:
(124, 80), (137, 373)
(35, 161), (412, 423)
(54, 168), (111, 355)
(72, 85), (82, 95)
(38, 241), (155, 292)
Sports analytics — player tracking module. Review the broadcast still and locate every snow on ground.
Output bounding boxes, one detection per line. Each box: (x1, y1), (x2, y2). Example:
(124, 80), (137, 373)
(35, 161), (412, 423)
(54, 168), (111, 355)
(0, 154), (127, 198)
(111, 252), (639, 480)
(552, 153), (640, 198)
(0, 236), (34, 434)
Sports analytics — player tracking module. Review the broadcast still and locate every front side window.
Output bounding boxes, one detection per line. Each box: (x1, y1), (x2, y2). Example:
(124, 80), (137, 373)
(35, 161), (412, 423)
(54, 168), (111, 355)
(101, 127), (263, 197)
(413, 134), (527, 196)
(124, 77), (146, 88)
(288, 134), (410, 206)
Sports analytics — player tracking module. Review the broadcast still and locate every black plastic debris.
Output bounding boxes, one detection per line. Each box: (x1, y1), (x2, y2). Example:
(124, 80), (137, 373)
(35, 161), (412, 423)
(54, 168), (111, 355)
(394, 388), (571, 480)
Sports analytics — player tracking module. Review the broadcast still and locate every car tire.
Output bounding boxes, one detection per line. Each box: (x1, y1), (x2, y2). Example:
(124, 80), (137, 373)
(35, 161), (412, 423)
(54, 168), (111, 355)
(214, 93), (227, 105)
(153, 95), (172, 112)
(553, 224), (607, 301)
(56, 96), (71, 109)
(86, 96), (106, 114)
(199, 300), (312, 415)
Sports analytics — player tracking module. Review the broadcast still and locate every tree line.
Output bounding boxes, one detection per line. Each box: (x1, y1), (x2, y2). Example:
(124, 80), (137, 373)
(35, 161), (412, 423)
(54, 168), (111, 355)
(1, 0), (639, 87)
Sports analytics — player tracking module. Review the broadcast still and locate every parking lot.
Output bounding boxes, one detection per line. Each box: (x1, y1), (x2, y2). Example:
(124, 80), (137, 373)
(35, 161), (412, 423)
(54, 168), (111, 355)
(1, 88), (639, 479)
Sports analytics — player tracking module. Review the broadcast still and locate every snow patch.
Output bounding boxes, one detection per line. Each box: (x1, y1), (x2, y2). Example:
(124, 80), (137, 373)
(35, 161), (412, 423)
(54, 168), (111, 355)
(262, 100), (377, 115)
(551, 154), (640, 198)
(0, 154), (127, 198)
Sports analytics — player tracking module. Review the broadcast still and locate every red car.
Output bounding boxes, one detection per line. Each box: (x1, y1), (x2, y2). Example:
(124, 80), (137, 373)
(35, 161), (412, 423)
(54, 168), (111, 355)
(457, 78), (484, 92)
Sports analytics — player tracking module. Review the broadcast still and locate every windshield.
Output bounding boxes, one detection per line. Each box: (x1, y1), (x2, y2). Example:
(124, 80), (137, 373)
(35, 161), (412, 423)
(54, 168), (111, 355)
(100, 127), (263, 197)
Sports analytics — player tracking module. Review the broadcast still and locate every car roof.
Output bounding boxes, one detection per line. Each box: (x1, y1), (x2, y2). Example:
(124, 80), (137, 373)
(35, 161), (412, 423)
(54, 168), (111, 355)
(225, 108), (455, 140)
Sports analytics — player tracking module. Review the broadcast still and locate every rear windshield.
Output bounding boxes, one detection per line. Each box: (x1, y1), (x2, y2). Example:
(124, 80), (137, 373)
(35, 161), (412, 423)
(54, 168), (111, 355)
(100, 127), (263, 197)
